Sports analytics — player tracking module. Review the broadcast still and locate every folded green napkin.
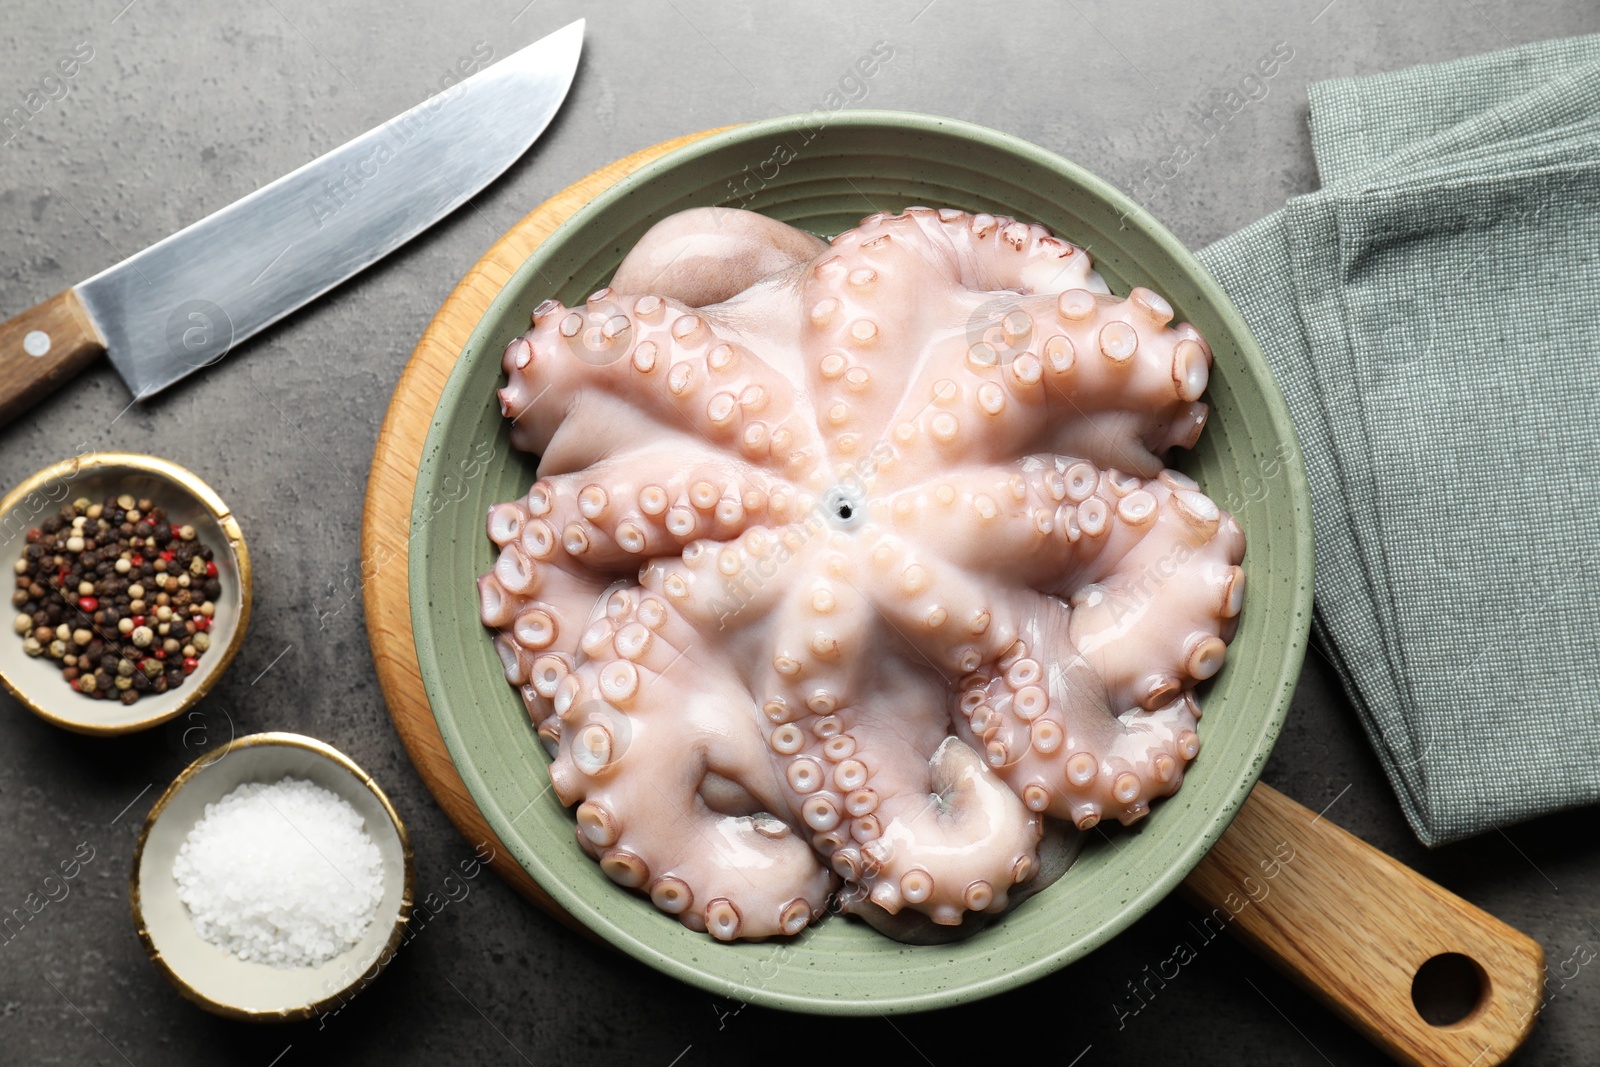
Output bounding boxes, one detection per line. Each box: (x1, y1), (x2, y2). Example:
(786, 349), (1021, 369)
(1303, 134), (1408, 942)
(1197, 34), (1600, 845)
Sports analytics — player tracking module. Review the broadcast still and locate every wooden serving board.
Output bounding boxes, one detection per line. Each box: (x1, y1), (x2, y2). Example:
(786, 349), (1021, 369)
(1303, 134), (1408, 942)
(361, 130), (1543, 1064)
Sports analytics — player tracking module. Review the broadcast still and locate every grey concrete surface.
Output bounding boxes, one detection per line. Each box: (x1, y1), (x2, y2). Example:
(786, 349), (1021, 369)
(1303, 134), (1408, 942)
(2, 2), (1596, 1064)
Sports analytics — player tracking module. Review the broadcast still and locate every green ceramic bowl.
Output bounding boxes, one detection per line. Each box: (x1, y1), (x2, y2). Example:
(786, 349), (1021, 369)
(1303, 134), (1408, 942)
(410, 111), (1313, 1014)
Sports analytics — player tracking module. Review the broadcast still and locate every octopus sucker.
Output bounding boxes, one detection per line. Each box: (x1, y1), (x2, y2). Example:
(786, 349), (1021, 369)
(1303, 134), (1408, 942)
(480, 207), (1245, 941)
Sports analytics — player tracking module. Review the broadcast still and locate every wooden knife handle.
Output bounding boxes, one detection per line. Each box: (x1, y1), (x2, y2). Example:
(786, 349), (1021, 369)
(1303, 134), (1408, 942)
(0, 289), (106, 427)
(1182, 783), (1544, 1065)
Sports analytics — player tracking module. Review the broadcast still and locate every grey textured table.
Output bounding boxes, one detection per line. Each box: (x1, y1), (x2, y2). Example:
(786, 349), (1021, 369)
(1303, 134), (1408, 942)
(2, 2), (1596, 1064)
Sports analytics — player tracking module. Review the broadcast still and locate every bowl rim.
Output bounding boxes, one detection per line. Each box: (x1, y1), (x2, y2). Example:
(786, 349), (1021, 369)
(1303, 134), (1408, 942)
(413, 109), (1314, 1013)
(0, 451), (252, 736)
(128, 730), (417, 1022)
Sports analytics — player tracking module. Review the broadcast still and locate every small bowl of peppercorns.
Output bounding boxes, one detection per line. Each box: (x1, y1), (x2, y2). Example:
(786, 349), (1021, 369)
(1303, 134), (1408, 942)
(0, 452), (250, 735)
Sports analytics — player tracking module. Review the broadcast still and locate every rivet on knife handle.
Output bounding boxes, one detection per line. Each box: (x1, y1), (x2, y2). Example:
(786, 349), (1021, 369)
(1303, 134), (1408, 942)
(1181, 782), (1544, 1067)
(0, 288), (106, 427)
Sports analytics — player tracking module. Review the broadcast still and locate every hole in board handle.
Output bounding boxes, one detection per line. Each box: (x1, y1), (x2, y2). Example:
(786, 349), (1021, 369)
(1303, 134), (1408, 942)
(1412, 952), (1489, 1027)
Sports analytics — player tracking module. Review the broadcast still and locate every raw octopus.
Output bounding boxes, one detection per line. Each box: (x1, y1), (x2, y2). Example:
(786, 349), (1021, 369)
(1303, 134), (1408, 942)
(479, 206), (1245, 941)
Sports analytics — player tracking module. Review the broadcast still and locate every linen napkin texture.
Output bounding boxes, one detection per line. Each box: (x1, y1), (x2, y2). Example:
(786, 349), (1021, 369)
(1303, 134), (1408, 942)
(1196, 34), (1600, 845)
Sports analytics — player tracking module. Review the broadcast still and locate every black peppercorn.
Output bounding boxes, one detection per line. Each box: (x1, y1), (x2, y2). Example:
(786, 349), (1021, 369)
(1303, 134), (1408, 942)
(10, 498), (223, 708)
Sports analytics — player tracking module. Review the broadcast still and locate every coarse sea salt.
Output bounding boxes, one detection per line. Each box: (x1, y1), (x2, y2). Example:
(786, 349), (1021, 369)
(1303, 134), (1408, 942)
(173, 776), (385, 968)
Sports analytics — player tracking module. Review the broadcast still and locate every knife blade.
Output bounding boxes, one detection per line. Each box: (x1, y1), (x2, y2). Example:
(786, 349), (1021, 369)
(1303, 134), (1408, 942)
(0, 18), (584, 427)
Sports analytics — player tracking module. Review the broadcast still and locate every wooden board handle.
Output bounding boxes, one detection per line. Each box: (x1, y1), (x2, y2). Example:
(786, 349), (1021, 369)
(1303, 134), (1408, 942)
(1182, 783), (1544, 1065)
(0, 289), (106, 426)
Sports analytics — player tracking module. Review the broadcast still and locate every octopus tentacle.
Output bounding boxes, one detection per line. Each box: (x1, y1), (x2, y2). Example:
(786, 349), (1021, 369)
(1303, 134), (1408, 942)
(480, 488), (617, 737)
(858, 737), (1042, 925)
(758, 641), (1041, 927)
(793, 207), (1203, 480)
(874, 458), (1087, 588)
(549, 593), (837, 939)
(865, 462), (1246, 694)
(870, 285), (1211, 479)
(1067, 474), (1246, 713)
(904, 206), (1107, 297)
(797, 209), (1102, 470)
(500, 291), (827, 481)
(848, 527), (1027, 674)
(514, 451), (792, 572)
(642, 521), (827, 635)
(955, 604), (1203, 829)
(1023, 288), (1213, 476)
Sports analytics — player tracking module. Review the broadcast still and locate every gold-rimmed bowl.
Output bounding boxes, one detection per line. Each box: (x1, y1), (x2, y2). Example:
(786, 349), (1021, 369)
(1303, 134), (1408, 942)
(131, 732), (416, 1022)
(0, 451), (250, 735)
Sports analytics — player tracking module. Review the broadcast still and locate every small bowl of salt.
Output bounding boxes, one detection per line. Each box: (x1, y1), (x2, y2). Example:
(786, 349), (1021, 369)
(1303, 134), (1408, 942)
(131, 731), (414, 1021)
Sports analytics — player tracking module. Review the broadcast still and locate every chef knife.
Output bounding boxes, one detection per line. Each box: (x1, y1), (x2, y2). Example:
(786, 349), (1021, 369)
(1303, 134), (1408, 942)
(0, 18), (584, 427)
